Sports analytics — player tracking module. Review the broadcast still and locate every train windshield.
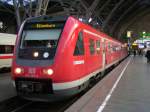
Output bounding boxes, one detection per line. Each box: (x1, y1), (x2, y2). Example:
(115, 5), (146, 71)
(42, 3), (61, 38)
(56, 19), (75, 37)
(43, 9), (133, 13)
(18, 22), (64, 60)
(20, 29), (61, 48)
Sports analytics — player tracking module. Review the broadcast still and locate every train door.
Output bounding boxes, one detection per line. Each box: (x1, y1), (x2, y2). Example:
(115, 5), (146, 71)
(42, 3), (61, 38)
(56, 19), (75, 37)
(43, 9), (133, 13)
(102, 38), (106, 70)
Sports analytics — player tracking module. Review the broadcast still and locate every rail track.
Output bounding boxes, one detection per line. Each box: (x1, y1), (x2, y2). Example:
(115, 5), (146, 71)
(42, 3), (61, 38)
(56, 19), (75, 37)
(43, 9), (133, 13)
(0, 94), (83, 112)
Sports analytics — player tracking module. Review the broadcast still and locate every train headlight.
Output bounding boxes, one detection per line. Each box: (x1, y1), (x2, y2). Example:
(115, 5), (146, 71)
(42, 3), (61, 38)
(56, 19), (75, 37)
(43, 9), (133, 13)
(47, 69), (53, 75)
(15, 67), (24, 74)
(43, 68), (53, 76)
(33, 52), (39, 57)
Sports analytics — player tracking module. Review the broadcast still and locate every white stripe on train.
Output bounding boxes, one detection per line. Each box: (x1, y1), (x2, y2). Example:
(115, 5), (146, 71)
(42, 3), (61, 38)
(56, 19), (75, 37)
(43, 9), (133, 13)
(53, 59), (121, 90)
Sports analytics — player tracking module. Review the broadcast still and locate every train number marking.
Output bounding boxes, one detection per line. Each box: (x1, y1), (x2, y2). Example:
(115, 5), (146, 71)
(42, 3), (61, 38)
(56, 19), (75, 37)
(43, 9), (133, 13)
(28, 68), (36, 74)
(73, 60), (84, 65)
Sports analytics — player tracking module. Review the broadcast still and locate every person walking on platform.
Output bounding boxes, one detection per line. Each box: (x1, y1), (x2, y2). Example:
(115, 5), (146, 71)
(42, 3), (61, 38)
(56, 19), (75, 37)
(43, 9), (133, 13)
(138, 49), (142, 55)
(145, 49), (150, 63)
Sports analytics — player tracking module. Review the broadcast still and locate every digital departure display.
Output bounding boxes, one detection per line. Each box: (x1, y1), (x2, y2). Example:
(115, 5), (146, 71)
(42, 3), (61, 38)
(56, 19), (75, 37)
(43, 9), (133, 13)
(36, 24), (56, 28)
(25, 22), (64, 30)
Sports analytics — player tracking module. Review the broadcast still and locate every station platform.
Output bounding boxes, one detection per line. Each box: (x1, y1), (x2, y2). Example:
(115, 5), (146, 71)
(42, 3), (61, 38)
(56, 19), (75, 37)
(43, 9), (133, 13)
(66, 55), (150, 112)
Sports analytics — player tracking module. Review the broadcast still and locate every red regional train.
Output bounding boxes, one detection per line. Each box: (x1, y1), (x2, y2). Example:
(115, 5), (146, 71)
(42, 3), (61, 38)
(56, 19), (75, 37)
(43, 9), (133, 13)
(12, 16), (128, 101)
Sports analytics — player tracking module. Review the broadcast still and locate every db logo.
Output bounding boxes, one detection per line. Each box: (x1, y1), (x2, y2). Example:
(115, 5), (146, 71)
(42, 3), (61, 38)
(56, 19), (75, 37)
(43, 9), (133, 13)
(28, 68), (36, 75)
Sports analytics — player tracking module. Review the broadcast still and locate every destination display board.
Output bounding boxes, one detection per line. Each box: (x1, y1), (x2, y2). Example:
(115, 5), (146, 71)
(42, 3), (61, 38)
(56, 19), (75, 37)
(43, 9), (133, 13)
(24, 22), (65, 30)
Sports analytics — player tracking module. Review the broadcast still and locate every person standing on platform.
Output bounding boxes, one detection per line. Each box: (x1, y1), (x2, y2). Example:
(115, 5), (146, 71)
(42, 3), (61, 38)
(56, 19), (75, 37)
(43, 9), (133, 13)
(145, 49), (150, 63)
(133, 50), (136, 56)
(138, 49), (142, 55)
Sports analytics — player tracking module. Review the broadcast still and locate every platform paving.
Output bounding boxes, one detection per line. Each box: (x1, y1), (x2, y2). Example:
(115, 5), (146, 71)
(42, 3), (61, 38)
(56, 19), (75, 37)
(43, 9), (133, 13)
(103, 55), (150, 112)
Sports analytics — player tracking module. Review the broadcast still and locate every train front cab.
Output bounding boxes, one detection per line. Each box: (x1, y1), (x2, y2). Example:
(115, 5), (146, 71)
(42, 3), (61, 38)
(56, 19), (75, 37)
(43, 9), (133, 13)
(12, 16), (67, 101)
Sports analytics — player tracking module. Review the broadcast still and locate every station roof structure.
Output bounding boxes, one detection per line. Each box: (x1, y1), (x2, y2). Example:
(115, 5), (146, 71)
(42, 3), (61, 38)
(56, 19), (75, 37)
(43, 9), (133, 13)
(0, 0), (150, 41)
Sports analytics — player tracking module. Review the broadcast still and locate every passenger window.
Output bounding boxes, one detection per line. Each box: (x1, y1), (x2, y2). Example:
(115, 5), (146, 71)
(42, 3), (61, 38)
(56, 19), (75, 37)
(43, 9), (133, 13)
(112, 46), (116, 52)
(5, 45), (14, 53)
(0, 45), (5, 54)
(74, 31), (84, 56)
(108, 42), (111, 49)
(89, 39), (95, 55)
(96, 40), (100, 54)
(0, 45), (14, 54)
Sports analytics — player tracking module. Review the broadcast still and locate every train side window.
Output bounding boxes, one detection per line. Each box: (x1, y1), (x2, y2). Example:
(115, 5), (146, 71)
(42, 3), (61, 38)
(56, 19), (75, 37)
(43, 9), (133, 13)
(0, 45), (5, 54)
(108, 42), (111, 49)
(74, 31), (84, 56)
(89, 39), (95, 55)
(113, 46), (116, 52)
(0, 45), (14, 54)
(107, 42), (111, 52)
(96, 40), (100, 54)
(5, 45), (14, 53)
